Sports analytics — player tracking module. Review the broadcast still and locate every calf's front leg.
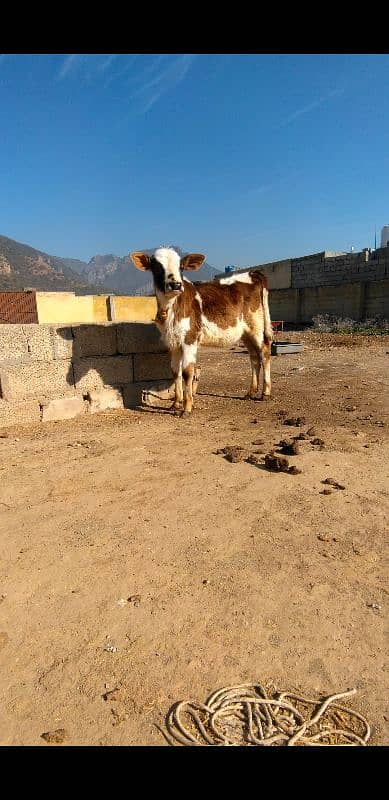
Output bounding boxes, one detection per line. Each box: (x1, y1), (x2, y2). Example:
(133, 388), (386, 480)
(170, 348), (183, 411)
(181, 343), (198, 417)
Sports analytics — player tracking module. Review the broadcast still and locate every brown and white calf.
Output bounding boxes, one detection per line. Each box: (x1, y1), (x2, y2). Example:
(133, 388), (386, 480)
(130, 247), (273, 416)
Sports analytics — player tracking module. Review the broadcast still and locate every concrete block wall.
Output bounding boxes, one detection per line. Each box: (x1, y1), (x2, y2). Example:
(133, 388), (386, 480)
(268, 289), (299, 323)
(269, 279), (389, 324)
(299, 283), (363, 323)
(291, 247), (389, 289)
(364, 279), (389, 318)
(259, 247), (389, 324)
(0, 322), (174, 428)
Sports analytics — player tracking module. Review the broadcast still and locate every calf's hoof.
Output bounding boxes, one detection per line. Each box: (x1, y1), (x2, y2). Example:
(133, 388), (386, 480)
(244, 393), (256, 401)
(170, 401), (183, 411)
(260, 394), (271, 401)
(180, 410), (192, 419)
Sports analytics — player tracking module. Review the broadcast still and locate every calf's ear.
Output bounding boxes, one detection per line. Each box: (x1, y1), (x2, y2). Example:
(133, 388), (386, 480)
(130, 252), (151, 271)
(180, 253), (206, 271)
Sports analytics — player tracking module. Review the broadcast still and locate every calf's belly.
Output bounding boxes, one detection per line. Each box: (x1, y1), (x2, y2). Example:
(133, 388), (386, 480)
(199, 317), (246, 347)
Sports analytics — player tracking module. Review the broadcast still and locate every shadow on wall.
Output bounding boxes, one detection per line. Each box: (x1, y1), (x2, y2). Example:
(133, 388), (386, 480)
(55, 323), (173, 412)
(56, 325), (133, 396)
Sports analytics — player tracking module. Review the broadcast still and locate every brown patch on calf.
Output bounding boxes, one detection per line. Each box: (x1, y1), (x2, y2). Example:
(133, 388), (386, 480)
(182, 363), (195, 382)
(249, 270), (268, 289)
(195, 281), (264, 330)
(173, 282), (202, 345)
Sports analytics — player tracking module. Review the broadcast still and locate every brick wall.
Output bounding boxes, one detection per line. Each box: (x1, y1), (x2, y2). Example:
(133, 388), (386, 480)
(0, 291), (38, 323)
(0, 322), (174, 428)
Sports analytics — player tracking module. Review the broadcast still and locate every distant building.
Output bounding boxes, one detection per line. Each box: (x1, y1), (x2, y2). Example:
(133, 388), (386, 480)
(381, 225), (389, 248)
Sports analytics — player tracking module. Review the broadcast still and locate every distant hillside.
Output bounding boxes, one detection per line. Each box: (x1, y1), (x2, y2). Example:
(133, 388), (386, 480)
(0, 235), (111, 294)
(0, 235), (221, 295)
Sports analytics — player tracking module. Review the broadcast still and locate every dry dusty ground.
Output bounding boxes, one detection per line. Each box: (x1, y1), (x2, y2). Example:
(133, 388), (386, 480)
(0, 331), (388, 747)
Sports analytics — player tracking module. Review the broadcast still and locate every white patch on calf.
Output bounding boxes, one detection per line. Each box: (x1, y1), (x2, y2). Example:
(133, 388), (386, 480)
(200, 315), (246, 347)
(161, 314), (191, 350)
(182, 343), (198, 368)
(219, 272), (253, 285)
(154, 247), (182, 282)
(195, 291), (203, 311)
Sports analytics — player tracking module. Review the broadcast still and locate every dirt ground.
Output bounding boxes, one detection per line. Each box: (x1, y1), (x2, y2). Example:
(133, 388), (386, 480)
(0, 331), (388, 746)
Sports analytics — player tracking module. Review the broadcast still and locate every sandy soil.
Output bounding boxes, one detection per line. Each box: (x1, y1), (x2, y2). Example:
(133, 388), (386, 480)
(0, 331), (388, 746)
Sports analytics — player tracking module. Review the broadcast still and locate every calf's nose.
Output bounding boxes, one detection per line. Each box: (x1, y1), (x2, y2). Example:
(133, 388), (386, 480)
(167, 281), (183, 292)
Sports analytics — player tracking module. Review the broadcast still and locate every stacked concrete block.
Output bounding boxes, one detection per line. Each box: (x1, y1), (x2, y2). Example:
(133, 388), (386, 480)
(72, 324), (117, 358)
(0, 321), (174, 428)
(116, 322), (165, 354)
(0, 360), (75, 401)
(41, 396), (88, 422)
(0, 326), (29, 363)
(73, 355), (134, 392)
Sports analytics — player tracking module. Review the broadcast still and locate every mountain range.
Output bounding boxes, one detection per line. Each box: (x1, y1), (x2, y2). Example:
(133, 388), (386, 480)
(0, 235), (221, 295)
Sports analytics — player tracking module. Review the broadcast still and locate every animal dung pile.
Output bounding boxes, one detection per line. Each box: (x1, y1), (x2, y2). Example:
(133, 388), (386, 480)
(322, 477), (346, 490)
(264, 453), (290, 472)
(278, 438), (300, 455)
(215, 443), (303, 475)
(162, 683), (370, 746)
(283, 416), (306, 426)
(215, 446), (249, 463)
(288, 465), (302, 475)
(41, 728), (69, 744)
(215, 423), (331, 476)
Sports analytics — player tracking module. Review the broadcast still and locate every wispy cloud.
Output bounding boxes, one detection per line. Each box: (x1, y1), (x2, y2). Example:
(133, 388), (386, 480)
(245, 180), (279, 198)
(97, 54), (119, 72)
(58, 53), (120, 82)
(55, 53), (196, 112)
(245, 170), (300, 199)
(102, 55), (138, 88)
(57, 54), (86, 80)
(130, 54), (197, 113)
(128, 54), (168, 87)
(276, 84), (347, 129)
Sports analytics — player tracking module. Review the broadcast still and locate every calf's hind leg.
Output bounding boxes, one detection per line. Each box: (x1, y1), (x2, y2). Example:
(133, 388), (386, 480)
(242, 333), (272, 400)
(241, 334), (261, 399)
(260, 336), (272, 399)
(193, 365), (201, 396)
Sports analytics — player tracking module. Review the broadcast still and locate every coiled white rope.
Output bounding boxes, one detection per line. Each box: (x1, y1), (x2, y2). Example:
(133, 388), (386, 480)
(160, 683), (370, 746)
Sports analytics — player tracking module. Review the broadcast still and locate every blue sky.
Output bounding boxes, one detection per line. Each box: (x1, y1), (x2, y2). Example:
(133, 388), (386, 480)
(0, 53), (388, 268)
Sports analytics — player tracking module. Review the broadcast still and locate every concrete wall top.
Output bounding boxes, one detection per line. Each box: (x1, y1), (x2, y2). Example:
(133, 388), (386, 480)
(34, 291), (157, 325)
(0, 321), (166, 366)
(217, 259), (292, 290)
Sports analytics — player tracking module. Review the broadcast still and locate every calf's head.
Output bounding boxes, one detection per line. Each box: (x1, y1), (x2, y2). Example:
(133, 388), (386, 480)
(130, 247), (206, 297)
